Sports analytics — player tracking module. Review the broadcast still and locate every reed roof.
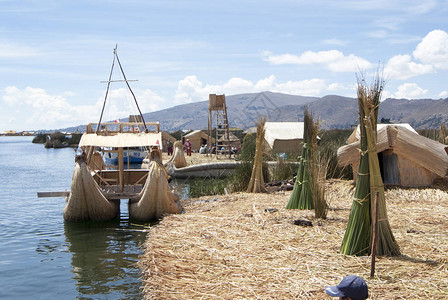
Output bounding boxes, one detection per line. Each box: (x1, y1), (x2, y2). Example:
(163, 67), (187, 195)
(264, 122), (304, 148)
(347, 123), (417, 144)
(79, 132), (162, 148)
(338, 125), (448, 177)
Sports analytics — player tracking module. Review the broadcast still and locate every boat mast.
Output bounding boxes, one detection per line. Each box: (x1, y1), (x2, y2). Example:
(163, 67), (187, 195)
(96, 45), (117, 133)
(96, 44), (149, 132)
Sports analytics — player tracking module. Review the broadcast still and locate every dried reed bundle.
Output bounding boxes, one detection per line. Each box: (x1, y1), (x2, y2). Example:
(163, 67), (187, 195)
(129, 160), (182, 222)
(311, 150), (330, 219)
(63, 159), (119, 222)
(439, 124), (447, 144)
(165, 140), (187, 168)
(341, 73), (400, 256)
(87, 151), (105, 170)
(341, 83), (371, 256)
(246, 118), (267, 193)
(286, 109), (314, 209)
(363, 76), (400, 256)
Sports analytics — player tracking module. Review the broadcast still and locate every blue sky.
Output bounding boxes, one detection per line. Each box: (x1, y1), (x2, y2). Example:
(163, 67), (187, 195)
(1, 0), (447, 131)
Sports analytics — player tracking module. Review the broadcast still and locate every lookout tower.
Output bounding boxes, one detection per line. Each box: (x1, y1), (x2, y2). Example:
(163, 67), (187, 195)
(208, 94), (231, 158)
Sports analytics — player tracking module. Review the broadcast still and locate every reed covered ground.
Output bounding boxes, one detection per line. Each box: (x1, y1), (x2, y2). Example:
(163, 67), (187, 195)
(162, 152), (236, 166)
(139, 180), (448, 299)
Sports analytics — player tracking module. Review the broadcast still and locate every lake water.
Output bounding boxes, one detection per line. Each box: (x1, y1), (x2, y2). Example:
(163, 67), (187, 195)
(0, 136), (185, 299)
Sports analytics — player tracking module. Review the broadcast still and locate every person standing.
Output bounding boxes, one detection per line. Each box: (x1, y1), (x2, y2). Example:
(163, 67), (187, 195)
(166, 139), (173, 156)
(184, 139), (192, 156)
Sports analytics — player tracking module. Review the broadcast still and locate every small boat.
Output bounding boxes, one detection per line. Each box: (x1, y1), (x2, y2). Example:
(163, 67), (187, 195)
(62, 46), (182, 222)
(102, 146), (148, 165)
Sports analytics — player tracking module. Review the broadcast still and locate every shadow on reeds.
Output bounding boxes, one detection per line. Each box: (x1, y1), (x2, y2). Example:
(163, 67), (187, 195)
(391, 254), (440, 267)
(384, 177), (448, 192)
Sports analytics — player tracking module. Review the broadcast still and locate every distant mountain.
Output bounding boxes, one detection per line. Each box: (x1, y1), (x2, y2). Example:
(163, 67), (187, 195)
(141, 91), (319, 131)
(51, 91), (448, 133)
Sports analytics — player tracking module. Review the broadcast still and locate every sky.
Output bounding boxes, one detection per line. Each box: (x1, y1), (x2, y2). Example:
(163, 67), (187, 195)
(0, 0), (447, 132)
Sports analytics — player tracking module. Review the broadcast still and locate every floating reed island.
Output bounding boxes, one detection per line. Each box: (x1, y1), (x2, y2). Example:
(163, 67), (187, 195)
(139, 179), (448, 299)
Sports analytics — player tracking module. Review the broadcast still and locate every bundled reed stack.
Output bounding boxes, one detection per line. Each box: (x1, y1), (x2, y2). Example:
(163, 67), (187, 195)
(309, 127), (329, 219)
(63, 156), (119, 222)
(439, 124), (447, 144)
(129, 150), (182, 222)
(165, 141), (187, 168)
(286, 109), (315, 210)
(341, 74), (400, 256)
(246, 118), (267, 193)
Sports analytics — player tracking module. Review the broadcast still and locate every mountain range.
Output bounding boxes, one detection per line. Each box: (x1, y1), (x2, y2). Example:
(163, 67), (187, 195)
(61, 91), (448, 133)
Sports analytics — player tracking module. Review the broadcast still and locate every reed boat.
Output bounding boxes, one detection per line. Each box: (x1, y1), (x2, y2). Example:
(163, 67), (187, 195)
(62, 46), (182, 222)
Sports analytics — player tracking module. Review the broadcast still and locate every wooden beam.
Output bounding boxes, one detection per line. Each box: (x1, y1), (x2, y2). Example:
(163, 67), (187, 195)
(37, 191), (70, 198)
(118, 147), (124, 191)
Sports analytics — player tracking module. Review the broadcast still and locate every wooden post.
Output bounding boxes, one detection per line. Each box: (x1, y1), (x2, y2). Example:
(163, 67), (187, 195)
(370, 191), (379, 278)
(118, 147), (124, 192)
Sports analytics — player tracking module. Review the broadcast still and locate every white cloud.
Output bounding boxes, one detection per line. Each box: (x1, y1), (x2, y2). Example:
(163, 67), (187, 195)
(390, 83), (428, 99)
(413, 29), (448, 70)
(261, 51), (302, 65)
(439, 90), (448, 98)
(272, 79), (327, 96)
(0, 85), (169, 130)
(1, 86), (100, 130)
(0, 42), (38, 58)
(262, 50), (371, 72)
(384, 54), (434, 79)
(321, 39), (347, 46)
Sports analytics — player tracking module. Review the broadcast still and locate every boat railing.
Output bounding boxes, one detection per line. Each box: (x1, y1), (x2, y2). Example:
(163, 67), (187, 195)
(86, 122), (160, 134)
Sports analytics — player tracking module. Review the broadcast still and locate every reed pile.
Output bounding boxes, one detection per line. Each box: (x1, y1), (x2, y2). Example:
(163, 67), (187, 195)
(139, 180), (448, 299)
(246, 118), (266, 193)
(341, 74), (400, 256)
(165, 140), (187, 168)
(286, 109), (316, 210)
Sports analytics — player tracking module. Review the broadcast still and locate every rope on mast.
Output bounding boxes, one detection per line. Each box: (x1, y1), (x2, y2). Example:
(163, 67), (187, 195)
(115, 48), (149, 132)
(96, 44), (117, 133)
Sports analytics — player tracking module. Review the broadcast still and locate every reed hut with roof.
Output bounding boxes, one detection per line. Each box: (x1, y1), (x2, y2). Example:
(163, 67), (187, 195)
(217, 131), (241, 149)
(183, 130), (215, 151)
(346, 123), (417, 144)
(338, 124), (448, 187)
(161, 131), (176, 152)
(264, 122), (304, 156)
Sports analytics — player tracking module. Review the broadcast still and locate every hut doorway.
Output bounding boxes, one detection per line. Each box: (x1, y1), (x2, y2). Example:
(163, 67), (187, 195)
(378, 150), (400, 185)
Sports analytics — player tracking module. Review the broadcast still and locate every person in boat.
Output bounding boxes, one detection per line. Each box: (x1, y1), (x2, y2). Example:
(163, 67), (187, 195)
(185, 139), (192, 156)
(166, 139), (173, 156)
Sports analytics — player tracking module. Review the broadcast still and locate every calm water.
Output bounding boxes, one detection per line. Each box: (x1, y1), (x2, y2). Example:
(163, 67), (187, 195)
(0, 136), (154, 299)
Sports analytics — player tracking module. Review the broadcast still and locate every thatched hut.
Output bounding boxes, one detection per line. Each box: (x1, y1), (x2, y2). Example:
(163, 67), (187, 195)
(183, 130), (215, 151)
(161, 131), (176, 152)
(217, 132), (241, 149)
(264, 122), (304, 155)
(346, 123), (417, 144)
(338, 125), (448, 187)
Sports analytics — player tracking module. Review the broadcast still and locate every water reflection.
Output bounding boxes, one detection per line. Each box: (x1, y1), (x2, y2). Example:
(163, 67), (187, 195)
(63, 211), (149, 299)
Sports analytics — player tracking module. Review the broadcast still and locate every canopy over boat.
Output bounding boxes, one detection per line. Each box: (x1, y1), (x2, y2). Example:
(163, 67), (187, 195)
(79, 132), (162, 148)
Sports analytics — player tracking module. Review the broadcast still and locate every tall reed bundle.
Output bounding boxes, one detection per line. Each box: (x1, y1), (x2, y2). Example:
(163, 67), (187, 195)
(286, 109), (314, 209)
(341, 74), (400, 256)
(246, 118), (266, 193)
(439, 124), (447, 144)
(311, 150), (330, 219)
(341, 85), (371, 255)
